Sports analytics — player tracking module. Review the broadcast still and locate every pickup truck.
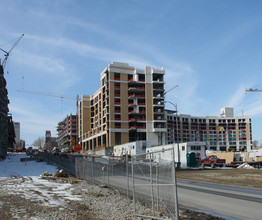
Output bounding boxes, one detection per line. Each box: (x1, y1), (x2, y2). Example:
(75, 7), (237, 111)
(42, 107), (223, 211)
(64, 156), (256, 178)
(200, 155), (226, 168)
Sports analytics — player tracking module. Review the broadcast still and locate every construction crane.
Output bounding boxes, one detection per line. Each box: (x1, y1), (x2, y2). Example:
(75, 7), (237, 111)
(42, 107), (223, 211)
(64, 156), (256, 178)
(245, 88), (262, 94)
(17, 88), (90, 114)
(17, 89), (78, 100)
(164, 85), (179, 94)
(0, 34), (24, 69)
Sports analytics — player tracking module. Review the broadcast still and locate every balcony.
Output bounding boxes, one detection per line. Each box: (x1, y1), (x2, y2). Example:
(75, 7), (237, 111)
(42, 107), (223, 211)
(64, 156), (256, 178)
(154, 110), (164, 115)
(128, 78), (145, 83)
(128, 86), (145, 91)
(153, 96), (164, 100)
(129, 118), (146, 122)
(153, 80), (165, 84)
(128, 94), (145, 98)
(129, 125), (146, 130)
(153, 101), (164, 107)
(128, 110), (146, 115)
(128, 102), (136, 106)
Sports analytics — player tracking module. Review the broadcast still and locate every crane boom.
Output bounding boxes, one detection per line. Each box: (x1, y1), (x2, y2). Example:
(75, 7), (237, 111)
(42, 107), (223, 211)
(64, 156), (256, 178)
(164, 85), (179, 94)
(0, 34), (24, 69)
(245, 88), (262, 94)
(17, 89), (77, 100)
(17, 89), (90, 102)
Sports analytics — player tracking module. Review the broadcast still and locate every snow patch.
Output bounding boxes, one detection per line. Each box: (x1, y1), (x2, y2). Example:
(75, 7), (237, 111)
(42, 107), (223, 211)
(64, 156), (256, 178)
(237, 163), (255, 169)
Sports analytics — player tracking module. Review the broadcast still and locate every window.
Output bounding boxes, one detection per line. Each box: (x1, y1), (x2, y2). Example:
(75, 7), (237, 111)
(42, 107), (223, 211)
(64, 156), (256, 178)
(191, 146), (201, 151)
(115, 133), (121, 145)
(182, 146), (185, 151)
(114, 73), (120, 80)
(115, 123), (121, 128)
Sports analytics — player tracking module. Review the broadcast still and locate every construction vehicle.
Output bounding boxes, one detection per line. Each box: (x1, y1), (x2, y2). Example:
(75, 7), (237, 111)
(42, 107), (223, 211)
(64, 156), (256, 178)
(73, 145), (82, 153)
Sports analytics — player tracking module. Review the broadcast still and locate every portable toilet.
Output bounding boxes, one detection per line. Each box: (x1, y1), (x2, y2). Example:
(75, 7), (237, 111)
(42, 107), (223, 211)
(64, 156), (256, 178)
(187, 152), (197, 167)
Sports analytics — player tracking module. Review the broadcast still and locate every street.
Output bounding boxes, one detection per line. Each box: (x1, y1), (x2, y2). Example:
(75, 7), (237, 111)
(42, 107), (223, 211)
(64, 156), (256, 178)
(177, 180), (262, 220)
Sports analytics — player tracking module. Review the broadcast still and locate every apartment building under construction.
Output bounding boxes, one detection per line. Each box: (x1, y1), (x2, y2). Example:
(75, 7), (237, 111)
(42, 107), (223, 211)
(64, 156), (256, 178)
(57, 114), (78, 149)
(78, 62), (166, 154)
(166, 107), (252, 152)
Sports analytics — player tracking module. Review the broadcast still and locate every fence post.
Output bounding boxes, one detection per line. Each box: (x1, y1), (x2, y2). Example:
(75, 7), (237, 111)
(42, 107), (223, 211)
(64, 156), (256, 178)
(172, 147), (179, 220)
(156, 154), (159, 210)
(126, 154), (129, 197)
(150, 153), (155, 216)
(92, 157), (95, 184)
(82, 158), (85, 179)
(107, 163), (109, 186)
(132, 156), (136, 215)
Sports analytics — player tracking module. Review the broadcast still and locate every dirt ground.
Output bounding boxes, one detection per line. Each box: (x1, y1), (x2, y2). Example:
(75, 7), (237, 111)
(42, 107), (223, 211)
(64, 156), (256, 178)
(0, 176), (225, 220)
(1, 167), (261, 219)
(176, 167), (262, 189)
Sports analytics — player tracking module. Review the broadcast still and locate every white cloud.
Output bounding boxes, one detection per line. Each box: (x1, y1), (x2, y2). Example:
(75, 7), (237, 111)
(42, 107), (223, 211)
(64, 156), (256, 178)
(12, 49), (80, 90)
(226, 85), (246, 108)
(245, 99), (262, 116)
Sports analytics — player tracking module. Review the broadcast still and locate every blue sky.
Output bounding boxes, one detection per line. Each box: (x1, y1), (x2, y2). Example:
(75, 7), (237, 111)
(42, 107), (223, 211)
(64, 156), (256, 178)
(1, 0), (262, 146)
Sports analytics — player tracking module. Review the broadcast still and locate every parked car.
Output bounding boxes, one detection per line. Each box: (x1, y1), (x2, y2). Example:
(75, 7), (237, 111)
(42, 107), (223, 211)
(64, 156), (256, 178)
(200, 155), (226, 168)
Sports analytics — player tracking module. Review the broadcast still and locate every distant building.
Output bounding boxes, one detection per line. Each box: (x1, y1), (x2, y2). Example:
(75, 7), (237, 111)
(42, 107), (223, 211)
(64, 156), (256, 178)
(20, 139), (25, 149)
(166, 107), (252, 152)
(78, 62), (166, 155)
(13, 121), (20, 148)
(8, 115), (16, 150)
(77, 62), (253, 154)
(57, 114), (78, 150)
(44, 130), (57, 151)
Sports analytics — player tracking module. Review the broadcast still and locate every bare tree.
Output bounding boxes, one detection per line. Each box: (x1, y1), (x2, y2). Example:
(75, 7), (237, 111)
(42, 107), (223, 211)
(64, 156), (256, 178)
(32, 137), (45, 148)
(253, 140), (259, 149)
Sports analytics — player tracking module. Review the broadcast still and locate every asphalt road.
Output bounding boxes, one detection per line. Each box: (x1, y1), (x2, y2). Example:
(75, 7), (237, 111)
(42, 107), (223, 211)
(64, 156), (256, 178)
(177, 180), (262, 220)
(97, 173), (262, 220)
(49, 156), (262, 219)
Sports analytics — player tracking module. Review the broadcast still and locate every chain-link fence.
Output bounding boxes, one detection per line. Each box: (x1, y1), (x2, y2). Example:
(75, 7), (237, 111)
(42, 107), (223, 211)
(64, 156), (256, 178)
(38, 149), (179, 219)
(131, 148), (179, 219)
(38, 153), (132, 196)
